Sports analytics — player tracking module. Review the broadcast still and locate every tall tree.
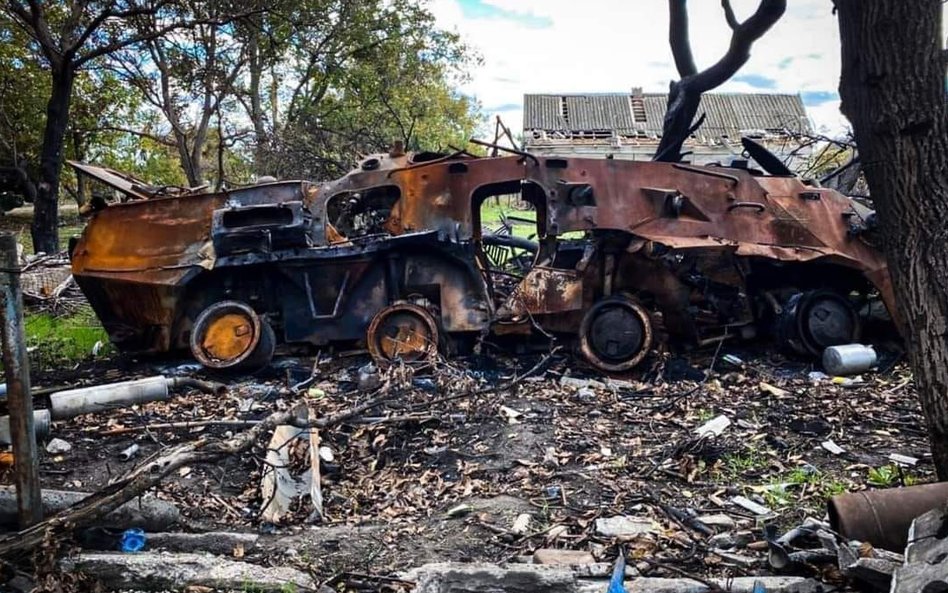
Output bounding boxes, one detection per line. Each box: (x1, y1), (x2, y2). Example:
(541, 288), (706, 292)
(835, 1), (948, 476)
(111, 0), (246, 187)
(256, 0), (480, 180)
(4, 0), (186, 253)
(654, 0), (786, 162)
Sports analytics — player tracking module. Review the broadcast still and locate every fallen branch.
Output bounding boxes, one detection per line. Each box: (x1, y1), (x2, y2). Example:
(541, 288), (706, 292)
(97, 420), (262, 436)
(0, 388), (393, 558)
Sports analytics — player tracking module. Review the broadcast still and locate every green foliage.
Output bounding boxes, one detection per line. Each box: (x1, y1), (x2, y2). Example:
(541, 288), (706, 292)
(868, 464), (918, 487)
(1, 0), (482, 215)
(261, 0), (483, 179)
(721, 448), (766, 477)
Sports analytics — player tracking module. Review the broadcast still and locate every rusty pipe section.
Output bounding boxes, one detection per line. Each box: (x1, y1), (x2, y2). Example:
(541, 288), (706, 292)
(49, 376), (225, 420)
(828, 482), (948, 552)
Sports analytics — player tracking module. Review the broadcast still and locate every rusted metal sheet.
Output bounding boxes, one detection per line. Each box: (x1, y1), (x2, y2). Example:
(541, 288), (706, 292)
(500, 266), (584, 317)
(69, 148), (898, 371)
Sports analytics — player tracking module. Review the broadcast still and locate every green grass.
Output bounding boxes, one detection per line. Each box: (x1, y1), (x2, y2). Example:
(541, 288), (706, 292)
(480, 198), (538, 240)
(23, 307), (112, 370)
(721, 449), (767, 477)
(868, 464), (918, 487)
(479, 198), (586, 241)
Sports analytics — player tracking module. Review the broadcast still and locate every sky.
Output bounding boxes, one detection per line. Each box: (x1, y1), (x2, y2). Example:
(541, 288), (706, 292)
(427, 0), (913, 137)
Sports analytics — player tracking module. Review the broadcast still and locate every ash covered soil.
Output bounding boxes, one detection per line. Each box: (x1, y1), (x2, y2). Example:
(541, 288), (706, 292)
(4, 342), (930, 586)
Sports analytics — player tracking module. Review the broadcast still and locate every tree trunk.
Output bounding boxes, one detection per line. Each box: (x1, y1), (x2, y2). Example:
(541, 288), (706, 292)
(836, 0), (948, 477)
(32, 66), (75, 254)
(248, 36), (269, 176)
(72, 131), (87, 207)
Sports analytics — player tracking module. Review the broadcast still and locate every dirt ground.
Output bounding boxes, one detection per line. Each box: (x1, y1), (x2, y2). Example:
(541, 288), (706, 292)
(2, 334), (929, 590)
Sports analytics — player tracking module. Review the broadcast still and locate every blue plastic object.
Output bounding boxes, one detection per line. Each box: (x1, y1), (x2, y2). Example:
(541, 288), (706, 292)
(606, 550), (626, 593)
(752, 580), (767, 593)
(119, 528), (146, 552)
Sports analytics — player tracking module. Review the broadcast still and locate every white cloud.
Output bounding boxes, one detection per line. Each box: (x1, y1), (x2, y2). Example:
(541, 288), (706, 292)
(431, 0), (854, 136)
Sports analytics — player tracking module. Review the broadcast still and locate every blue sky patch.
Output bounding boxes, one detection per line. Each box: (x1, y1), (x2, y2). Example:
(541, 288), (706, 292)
(801, 90), (839, 106)
(487, 102), (521, 112)
(733, 73), (778, 90)
(457, 0), (553, 28)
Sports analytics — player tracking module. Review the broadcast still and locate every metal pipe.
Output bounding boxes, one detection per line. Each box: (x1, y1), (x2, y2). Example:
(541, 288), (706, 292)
(169, 377), (227, 396)
(0, 410), (51, 445)
(49, 376), (226, 421)
(0, 233), (42, 526)
(828, 482), (948, 552)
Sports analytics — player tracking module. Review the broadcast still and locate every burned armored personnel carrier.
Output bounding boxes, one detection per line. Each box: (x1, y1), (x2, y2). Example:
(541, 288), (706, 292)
(69, 147), (894, 372)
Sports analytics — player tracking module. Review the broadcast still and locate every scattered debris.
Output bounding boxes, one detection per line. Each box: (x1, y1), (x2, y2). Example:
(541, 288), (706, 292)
(829, 481), (948, 552)
(511, 513), (531, 535)
(888, 453), (918, 466)
(594, 516), (657, 538)
(533, 549), (596, 565)
(893, 506), (948, 592)
(821, 440), (846, 455)
(759, 382), (790, 397)
(695, 415), (731, 438)
(48, 376), (224, 420)
(45, 437), (71, 454)
(259, 410), (321, 524)
(731, 496), (773, 517)
(823, 344), (878, 376)
(119, 443), (140, 461)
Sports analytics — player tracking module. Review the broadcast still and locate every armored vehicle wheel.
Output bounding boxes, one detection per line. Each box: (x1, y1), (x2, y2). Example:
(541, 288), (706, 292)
(579, 296), (653, 372)
(367, 303), (440, 364)
(190, 300), (275, 370)
(778, 290), (860, 356)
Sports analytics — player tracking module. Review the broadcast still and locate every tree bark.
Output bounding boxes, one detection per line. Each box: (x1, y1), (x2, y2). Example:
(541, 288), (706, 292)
(32, 65), (75, 254)
(836, 0), (948, 477)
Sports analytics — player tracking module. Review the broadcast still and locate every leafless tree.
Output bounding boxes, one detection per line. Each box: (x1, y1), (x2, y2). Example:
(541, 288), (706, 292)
(654, 0), (787, 162)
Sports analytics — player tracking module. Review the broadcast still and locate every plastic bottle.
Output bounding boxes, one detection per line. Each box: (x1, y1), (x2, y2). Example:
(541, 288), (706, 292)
(119, 528), (146, 552)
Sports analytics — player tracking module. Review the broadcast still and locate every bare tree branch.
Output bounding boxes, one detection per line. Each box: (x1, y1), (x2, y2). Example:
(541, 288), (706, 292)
(721, 0), (740, 30)
(668, 0), (697, 77)
(655, 0), (787, 163)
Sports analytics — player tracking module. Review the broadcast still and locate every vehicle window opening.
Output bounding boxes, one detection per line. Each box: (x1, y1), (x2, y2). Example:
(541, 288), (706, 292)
(325, 185), (400, 240)
(222, 206), (294, 229)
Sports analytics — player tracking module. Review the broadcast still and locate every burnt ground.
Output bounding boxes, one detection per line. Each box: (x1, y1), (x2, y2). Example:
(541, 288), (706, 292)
(1, 339), (931, 590)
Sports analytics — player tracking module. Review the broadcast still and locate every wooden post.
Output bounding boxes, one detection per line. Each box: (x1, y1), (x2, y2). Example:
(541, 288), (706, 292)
(0, 233), (42, 526)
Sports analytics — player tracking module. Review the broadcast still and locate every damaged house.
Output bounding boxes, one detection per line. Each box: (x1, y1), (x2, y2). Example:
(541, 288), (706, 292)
(523, 89), (813, 168)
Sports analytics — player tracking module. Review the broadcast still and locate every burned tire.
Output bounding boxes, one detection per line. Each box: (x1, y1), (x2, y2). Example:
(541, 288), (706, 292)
(579, 296), (653, 372)
(367, 302), (441, 364)
(190, 300), (275, 370)
(777, 290), (861, 356)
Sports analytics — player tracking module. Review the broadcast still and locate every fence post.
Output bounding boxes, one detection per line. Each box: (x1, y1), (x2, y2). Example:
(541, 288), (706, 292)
(0, 233), (42, 527)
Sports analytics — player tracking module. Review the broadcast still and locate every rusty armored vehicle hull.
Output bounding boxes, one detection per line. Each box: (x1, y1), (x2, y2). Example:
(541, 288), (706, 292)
(69, 151), (894, 372)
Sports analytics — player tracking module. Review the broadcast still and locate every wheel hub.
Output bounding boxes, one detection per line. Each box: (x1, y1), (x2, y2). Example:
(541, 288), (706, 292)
(367, 303), (440, 363)
(579, 297), (652, 372)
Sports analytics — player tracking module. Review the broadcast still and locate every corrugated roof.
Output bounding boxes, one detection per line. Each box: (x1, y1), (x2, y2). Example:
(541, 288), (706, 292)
(523, 92), (811, 140)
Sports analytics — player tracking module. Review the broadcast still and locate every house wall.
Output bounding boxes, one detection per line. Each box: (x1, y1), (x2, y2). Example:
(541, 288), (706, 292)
(523, 136), (812, 171)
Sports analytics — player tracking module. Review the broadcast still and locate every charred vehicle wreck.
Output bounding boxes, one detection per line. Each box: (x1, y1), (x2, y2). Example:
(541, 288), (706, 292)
(68, 146), (894, 372)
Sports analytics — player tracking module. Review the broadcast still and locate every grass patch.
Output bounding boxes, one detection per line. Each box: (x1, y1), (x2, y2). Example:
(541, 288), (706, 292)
(23, 307), (111, 370)
(720, 448), (767, 477)
(868, 464), (918, 487)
